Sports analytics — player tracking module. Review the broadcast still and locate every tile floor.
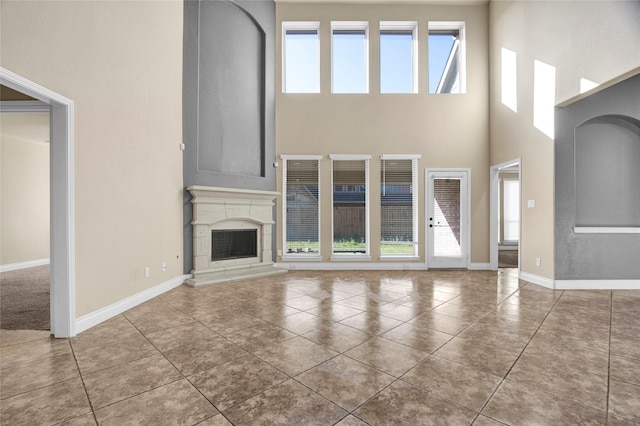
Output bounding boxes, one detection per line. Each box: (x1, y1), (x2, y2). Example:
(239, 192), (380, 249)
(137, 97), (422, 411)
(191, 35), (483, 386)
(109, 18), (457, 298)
(1, 269), (639, 425)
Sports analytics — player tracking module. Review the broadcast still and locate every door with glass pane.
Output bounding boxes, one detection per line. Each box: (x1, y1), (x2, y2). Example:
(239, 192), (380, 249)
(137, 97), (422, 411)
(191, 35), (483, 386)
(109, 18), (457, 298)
(426, 170), (469, 268)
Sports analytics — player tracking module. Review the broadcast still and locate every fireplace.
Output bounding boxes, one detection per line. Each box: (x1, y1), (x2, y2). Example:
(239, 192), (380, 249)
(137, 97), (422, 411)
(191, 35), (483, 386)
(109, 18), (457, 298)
(185, 186), (286, 286)
(211, 229), (257, 261)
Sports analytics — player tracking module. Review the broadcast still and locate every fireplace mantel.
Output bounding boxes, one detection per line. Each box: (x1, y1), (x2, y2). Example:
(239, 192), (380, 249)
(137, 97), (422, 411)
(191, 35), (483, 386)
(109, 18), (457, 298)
(185, 185), (286, 286)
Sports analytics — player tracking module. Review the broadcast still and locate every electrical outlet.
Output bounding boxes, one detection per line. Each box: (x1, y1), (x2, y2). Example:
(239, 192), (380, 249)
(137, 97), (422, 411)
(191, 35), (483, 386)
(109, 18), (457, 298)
(162, 262), (167, 272)
(144, 266), (150, 278)
(535, 258), (541, 267)
(528, 200), (536, 208)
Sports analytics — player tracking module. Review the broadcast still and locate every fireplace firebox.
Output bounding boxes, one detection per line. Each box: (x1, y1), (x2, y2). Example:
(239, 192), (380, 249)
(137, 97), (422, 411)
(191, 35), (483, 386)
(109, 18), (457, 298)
(211, 229), (257, 261)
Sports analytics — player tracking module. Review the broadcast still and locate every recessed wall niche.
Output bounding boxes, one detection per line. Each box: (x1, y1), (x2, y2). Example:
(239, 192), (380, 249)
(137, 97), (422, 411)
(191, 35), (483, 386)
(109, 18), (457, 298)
(197, 0), (266, 177)
(574, 115), (640, 227)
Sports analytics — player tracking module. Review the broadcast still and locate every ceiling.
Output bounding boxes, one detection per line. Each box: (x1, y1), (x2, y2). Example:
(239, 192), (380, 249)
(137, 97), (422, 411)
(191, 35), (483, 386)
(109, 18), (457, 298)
(0, 85), (37, 101)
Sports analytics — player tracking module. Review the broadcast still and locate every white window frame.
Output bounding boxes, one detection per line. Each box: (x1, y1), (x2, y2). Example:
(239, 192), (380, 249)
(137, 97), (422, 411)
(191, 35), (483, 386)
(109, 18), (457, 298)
(428, 21), (466, 94)
(331, 21), (369, 94)
(282, 21), (321, 94)
(380, 154), (421, 259)
(330, 154), (371, 260)
(379, 21), (418, 94)
(281, 155), (323, 261)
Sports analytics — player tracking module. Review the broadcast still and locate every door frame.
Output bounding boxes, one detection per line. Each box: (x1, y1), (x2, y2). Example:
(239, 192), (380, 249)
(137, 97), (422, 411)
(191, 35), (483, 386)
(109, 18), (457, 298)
(425, 168), (471, 269)
(1, 67), (76, 338)
(489, 158), (521, 271)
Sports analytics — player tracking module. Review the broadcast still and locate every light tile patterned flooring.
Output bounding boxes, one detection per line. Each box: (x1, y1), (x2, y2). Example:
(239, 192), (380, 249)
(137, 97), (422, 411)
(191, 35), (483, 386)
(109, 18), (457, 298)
(1, 269), (639, 425)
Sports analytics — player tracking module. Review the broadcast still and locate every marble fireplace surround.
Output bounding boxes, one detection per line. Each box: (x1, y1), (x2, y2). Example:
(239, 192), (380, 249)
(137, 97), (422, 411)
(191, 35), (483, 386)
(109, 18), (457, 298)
(185, 185), (286, 287)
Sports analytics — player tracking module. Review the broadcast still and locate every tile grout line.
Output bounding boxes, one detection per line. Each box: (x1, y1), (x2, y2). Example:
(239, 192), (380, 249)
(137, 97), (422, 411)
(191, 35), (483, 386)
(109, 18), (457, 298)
(68, 338), (100, 425)
(605, 290), (613, 426)
(472, 287), (566, 423)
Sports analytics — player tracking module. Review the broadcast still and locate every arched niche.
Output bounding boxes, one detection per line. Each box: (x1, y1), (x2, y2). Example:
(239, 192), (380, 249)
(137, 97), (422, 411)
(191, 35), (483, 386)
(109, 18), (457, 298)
(197, 0), (266, 177)
(574, 114), (640, 227)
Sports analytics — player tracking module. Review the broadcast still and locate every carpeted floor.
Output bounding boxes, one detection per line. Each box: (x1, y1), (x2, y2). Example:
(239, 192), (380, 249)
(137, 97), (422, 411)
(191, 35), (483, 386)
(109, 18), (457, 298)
(499, 250), (518, 268)
(0, 265), (50, 330)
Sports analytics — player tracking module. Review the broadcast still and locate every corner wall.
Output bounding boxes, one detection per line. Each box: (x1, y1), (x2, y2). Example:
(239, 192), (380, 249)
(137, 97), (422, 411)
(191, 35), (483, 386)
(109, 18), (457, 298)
(1, 1), (184, 318)
(183, 0), (276, 273)
(489, 0), (640, 280)
(555, 73), (640, 280)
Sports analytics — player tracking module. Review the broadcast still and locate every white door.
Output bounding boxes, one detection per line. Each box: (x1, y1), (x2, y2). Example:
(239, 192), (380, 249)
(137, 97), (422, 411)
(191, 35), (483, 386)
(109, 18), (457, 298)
(426, 170), (469, 268)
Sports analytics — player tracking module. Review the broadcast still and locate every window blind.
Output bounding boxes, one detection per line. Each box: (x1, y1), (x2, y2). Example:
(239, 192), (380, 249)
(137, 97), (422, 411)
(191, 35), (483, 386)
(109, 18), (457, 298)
(333, 159), (368, 254)
(284, 159), (320, 254)
(381, 158), (418, 256)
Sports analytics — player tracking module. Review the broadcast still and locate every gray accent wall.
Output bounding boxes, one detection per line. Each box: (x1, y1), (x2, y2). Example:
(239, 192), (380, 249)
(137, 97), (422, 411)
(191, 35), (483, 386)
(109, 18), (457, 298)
(555, 73), (640, 280)
(183, 0), (276, 273)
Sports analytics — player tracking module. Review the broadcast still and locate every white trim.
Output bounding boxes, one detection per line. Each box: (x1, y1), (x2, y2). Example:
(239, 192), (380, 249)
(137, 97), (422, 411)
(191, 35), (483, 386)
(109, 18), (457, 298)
(0, 258), (50, 273)
(281, 255), (323, 262)
(380, 255), (420, 261)
(280, 154), (323, 160)
(331, 255), (372, 262)
(1, 67), (76, 338)
(519, 271), (554, 289)
(499, 245), (518, 251)
(75, 274), (190, 334)
(380, 154), (422, 160)
(0, 100), (50, 113)
(469, 263), (492, 270)
(329, 154), (372, 160)
(276, 262), (426, 271)
(554, 279), (640, 290)
(573, 227), (640, 234)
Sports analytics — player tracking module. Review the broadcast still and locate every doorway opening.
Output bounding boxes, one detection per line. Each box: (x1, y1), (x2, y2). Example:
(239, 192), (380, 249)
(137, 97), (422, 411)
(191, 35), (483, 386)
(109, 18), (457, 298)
(0, 68), (75, 338)
(0, 109), (51, 330)
(490, 159), (521, 272)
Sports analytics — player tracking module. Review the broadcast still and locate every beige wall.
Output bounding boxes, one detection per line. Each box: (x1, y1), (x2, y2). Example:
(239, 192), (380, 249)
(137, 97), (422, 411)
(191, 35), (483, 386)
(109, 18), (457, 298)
(489, 0), (640, 279)
(0, 113), (50, 266)
(1, 1), (183, 317)
(276, 2), (490, 264)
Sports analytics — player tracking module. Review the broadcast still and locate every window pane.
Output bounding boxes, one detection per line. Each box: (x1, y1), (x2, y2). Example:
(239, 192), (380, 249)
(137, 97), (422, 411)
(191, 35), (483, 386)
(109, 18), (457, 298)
(381, 159), (415, 255)
(284, 30), (319, 93)
(503, 180), (520, 242)
(333, 160), (367, 253)
(285, 160), (320, 254)
(332, 29), (367, 93)
(380, 31), (413, 93)
(433, 178), (461, 256)
(428, 30), (460, 94)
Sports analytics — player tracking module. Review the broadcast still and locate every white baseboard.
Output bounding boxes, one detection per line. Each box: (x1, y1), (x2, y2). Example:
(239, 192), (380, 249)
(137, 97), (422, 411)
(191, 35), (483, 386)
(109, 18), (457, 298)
(75, 274), (191, 334)
(554, 279), (640, 290)
(519, 271), (555, 289)
(0, 258), (50, 273)
(276, 262), (429, 271)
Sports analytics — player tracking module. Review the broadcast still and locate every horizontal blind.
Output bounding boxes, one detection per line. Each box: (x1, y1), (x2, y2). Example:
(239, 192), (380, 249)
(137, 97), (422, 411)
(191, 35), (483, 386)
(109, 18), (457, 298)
(333, 159), (367, 253)
(381, 159), (416, 255)
(284, 159), (320, 254)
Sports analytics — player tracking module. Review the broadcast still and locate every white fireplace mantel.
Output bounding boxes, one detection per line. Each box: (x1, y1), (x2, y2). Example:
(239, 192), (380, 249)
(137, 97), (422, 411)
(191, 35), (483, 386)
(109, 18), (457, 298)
(185, 185), (286, 287)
